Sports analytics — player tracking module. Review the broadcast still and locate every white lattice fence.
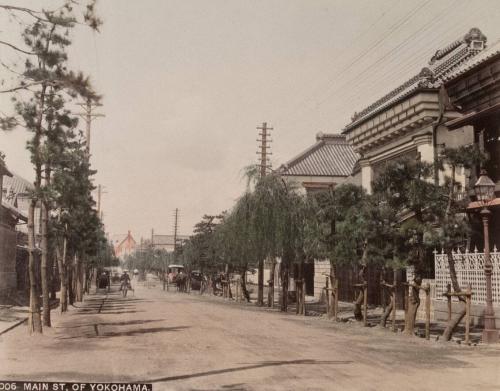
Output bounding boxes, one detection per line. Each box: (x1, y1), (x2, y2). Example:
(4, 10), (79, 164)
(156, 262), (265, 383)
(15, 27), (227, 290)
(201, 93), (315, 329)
(434, 248), (500, 305)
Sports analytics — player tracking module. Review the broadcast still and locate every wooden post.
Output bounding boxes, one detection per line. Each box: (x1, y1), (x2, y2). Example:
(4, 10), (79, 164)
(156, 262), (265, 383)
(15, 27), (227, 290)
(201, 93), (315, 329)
(334, 279), (339, 322)
(446, 283), (452, 322)
(404, 283), (409, 321)
(236, 279), (239, 301)
(325, 277), (330, 318)
(295, 279), (300, 315)
(465, 284), (471, 345)
(381, 279), (386, 312)
(302, 279), (306, 316)
(425, 283), (431, 340)
(391, 288), (396, 332)
(363, 283), (368, 327)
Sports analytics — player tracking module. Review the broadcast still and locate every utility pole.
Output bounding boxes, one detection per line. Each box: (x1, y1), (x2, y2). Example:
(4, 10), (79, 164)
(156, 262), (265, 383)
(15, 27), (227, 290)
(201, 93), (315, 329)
(97, 184), (107, 220)
(76, 97), (105, 154)
(256, 122), (273, 307)
(257, 122), (273, 178)
(173, 208), (179, 254)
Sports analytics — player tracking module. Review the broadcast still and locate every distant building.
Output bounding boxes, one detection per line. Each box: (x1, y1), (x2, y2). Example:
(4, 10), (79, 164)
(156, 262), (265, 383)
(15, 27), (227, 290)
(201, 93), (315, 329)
(112, 231), (137, 260)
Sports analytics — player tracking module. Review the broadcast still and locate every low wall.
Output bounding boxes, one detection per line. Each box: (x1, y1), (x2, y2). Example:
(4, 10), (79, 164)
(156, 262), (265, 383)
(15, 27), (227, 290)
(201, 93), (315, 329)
(433, 300), (500, 326)
(415, 278), (436, 321)
(314, 260), (331, 302)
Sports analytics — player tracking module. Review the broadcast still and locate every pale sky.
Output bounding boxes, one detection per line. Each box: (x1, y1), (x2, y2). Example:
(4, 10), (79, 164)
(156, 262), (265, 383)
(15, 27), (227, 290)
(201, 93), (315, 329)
(1, 0), (500, 240)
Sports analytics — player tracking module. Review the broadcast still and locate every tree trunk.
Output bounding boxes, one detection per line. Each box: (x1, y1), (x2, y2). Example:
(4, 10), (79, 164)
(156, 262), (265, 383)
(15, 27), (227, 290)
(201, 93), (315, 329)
(240, 269), (250, 302)
(404, 281), (421, 336)
(267, 259), (275, 307)
(50, 252), (57, 301)
(442, 249), (466, 341)
(257, 258), (264, 306)
(41, 202), (51, 327)
(68, 259), (74, 305)
(57, 237), (68, 313)
(281, 263), (289, 312)
(380, 300), (393, 327)
(354, 264), (366, 321)
(27, 201), (42, 334)
(75, 256), (84, 302)
(354, 291), (364, 320)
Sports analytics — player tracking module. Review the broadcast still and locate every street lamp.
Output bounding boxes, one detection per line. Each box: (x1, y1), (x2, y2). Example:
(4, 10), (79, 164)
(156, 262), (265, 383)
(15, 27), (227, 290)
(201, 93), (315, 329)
(474, 169), (499, 343)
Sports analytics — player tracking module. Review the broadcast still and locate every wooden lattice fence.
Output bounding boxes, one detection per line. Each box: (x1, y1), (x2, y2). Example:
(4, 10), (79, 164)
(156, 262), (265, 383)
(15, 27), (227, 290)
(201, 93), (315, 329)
(434, 247), (500, 305)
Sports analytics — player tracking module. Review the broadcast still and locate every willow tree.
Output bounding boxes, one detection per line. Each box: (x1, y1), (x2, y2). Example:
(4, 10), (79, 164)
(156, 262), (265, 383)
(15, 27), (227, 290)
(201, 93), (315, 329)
(213, 196), (256, 302)
(0, 1), (102, 333)
(250, 173), (322, 311)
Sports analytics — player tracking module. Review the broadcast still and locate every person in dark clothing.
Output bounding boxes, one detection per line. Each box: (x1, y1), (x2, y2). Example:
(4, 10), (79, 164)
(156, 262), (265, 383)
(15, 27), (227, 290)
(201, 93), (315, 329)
(120, 271), (131, 291)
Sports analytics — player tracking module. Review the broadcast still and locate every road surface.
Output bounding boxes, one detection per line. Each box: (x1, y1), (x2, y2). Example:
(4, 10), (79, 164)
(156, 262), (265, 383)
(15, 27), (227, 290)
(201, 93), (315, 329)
(0, 284), (499, 391)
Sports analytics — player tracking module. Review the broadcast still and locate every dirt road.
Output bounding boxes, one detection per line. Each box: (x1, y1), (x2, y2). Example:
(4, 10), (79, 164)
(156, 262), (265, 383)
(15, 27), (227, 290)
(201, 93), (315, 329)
(0, 284), (499, 391)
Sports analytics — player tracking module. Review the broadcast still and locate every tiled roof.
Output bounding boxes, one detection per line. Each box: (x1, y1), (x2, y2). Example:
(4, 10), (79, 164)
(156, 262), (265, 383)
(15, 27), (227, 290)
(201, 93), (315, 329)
(280, 133), (359, 177)
(345, 28), (488, 131)
(2, 172), (33, 201)
(442, 38), (500, 83)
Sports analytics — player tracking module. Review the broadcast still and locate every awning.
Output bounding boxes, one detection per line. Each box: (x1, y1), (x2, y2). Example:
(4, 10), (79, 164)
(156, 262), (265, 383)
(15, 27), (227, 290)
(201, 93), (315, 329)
(446, 102), (500, 130)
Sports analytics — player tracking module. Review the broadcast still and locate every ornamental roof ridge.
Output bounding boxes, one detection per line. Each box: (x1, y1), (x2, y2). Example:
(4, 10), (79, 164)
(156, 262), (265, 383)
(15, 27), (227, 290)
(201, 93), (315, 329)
(344, 28), (486, 132)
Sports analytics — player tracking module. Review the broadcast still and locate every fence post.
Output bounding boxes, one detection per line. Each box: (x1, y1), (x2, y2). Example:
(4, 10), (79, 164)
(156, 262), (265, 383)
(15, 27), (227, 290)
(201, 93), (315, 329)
(391, 287), (396, 332)
(425, 283), (431, 340)
(465, 284), (471, 345)
(363, 282), (368, 327)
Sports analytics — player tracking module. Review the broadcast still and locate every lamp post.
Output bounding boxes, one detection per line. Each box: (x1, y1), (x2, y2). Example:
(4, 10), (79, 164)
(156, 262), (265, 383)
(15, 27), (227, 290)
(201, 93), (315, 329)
(474, 169), (499, 343)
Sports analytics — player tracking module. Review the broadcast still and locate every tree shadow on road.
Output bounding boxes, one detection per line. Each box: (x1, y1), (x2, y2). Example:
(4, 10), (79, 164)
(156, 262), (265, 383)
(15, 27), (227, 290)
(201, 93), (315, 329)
(56, 325), (190, 339)
(56, 319), (167, 329)
(143, 359), (353, 383)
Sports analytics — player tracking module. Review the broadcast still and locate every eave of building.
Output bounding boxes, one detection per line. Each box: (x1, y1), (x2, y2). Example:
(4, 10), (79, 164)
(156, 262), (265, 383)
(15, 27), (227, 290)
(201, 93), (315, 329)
(360, 132), (432, 164)
(0, 164), (13, 177)
(1, 200), (27, 222)
(445, 101), (500, 130)
(344, 89), (446, 155)
(444, 49), (500, 123)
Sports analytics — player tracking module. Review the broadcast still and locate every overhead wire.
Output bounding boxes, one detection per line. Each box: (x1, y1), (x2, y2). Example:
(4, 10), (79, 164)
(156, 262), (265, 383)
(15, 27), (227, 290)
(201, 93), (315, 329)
(339, 8), (494, 125)
(273, 0), (428, 124)
(285, 0), (492, 133)
(313, 0), (468, 111)
(297, 0), (433, 115)
(332, 0), (484, 119)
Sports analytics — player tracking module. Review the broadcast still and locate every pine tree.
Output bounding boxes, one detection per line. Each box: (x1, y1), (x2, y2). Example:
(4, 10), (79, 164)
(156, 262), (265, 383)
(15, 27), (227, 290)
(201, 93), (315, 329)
(0, 1), (102, 333)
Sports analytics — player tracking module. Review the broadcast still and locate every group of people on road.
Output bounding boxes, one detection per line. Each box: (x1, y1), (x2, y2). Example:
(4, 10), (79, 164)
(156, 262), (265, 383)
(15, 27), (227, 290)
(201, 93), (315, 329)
(97, 269), (138, 294)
